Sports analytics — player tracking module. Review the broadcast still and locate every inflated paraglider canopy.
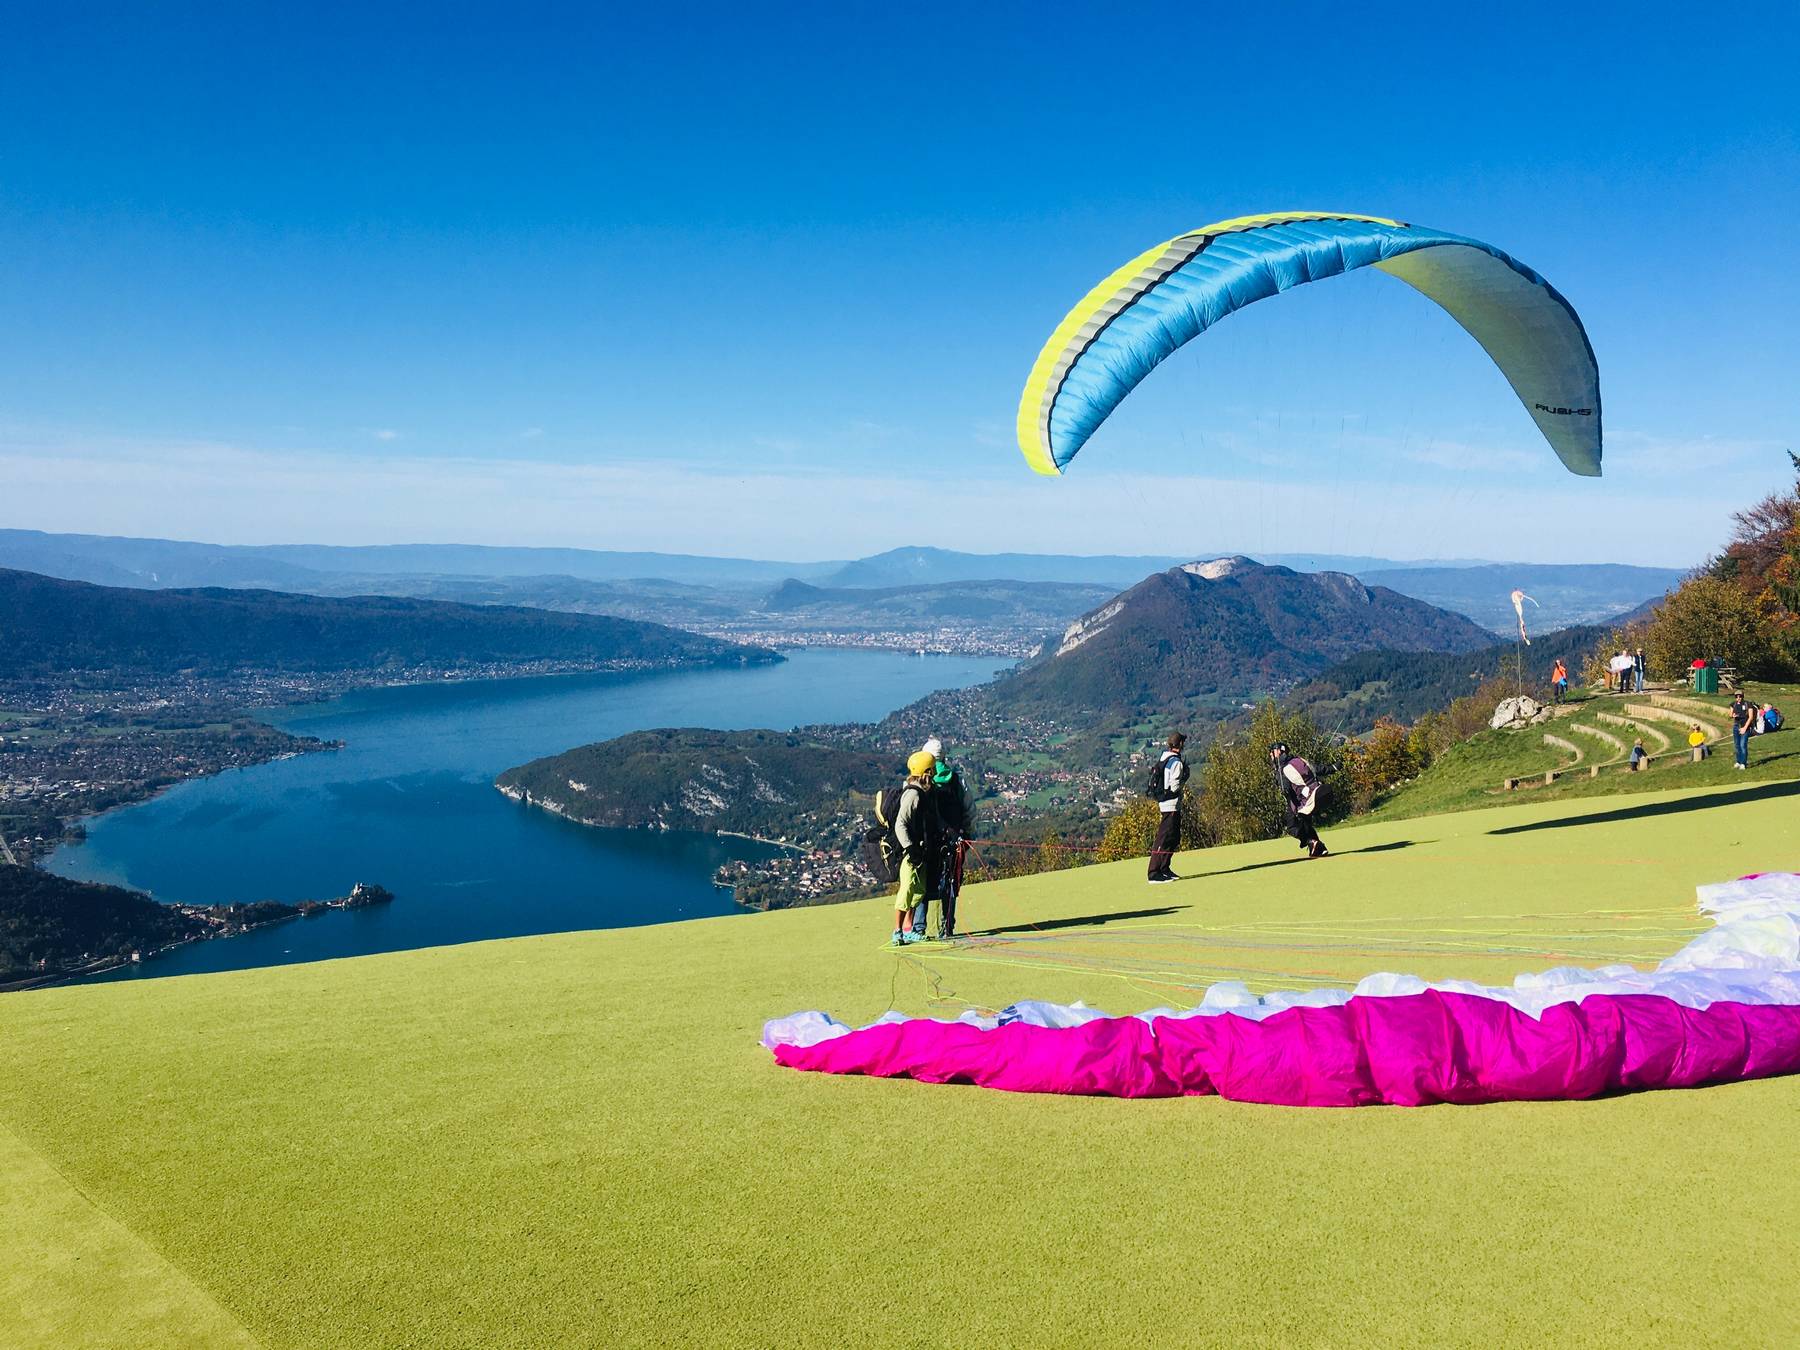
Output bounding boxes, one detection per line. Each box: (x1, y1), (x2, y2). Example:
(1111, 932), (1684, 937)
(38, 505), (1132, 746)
(1017, 212), (1601, 478)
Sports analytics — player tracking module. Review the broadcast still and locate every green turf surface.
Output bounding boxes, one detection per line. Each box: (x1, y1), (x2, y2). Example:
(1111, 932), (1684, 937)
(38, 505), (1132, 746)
(4, 781), (1799, 1347)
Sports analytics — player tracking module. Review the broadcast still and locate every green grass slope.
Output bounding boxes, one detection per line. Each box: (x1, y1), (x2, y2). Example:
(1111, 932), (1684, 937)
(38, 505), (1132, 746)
(3, 782), (1799, 1347)
(1370, 685), (1800, 823)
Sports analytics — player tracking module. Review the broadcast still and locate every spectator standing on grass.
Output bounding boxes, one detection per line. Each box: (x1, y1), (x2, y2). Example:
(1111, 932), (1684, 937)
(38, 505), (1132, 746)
(1731, 693), (1754, 770)
(1633, 647), (1646, 693)
(1551, 658), (1569, 703)
(1147, 733), (1188, 883)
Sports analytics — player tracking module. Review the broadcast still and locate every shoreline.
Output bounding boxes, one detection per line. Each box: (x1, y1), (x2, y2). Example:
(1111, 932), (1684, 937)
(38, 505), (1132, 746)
(28, 649), (781, 870)
(495, 785), (804, 855)
(0, 907), (304, 994)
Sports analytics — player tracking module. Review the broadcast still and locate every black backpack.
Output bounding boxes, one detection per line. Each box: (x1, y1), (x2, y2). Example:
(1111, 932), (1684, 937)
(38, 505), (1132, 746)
(1145, 754), (1184, 800)
(861, 785), (908, 885)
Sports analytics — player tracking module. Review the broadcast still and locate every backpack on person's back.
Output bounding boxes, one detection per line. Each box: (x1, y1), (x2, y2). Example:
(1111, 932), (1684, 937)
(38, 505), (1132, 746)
(861, 785), (906, 884)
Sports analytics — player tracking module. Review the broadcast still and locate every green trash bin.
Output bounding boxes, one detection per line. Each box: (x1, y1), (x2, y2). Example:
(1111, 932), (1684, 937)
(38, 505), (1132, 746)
(1696, 665), (1719, 695)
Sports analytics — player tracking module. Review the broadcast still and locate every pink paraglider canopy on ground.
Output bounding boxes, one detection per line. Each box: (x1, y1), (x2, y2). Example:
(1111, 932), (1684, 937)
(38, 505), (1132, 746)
(763, 874), (1800, 1107)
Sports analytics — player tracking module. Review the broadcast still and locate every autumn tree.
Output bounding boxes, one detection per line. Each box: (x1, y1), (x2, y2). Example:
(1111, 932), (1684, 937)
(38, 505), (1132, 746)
(1645, 575), (1778, 679)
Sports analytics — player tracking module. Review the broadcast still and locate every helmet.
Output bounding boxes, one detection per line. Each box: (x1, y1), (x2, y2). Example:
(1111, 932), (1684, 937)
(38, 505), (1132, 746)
(1268, 742), (1289, 761)
(907, 751), (937, 778)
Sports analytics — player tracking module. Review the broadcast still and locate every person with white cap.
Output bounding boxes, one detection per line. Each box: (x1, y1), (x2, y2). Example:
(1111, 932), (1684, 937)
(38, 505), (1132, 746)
(918, 736), (974, 938)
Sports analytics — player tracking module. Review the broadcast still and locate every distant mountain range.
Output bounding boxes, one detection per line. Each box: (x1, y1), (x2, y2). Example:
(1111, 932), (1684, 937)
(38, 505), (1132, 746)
(990, 558), (1495, 719)
(0, 530), (834, 589)
(0, 530), (1686, 637)
(1357, 563), (1684, 633)
(0, 569), (777, 679)
(758, 578), (1116, 630)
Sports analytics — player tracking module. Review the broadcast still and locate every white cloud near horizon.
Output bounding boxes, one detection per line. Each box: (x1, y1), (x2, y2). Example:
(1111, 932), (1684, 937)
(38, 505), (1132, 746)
(0, 436), (1756, 568)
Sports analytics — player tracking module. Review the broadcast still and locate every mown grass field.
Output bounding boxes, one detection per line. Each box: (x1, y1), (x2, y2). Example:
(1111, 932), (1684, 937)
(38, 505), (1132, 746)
(5, 778), (1800, 1348)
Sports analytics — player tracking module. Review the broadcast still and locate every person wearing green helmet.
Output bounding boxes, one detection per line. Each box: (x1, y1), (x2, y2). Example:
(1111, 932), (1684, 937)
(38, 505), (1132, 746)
(919, 736), (974, 939)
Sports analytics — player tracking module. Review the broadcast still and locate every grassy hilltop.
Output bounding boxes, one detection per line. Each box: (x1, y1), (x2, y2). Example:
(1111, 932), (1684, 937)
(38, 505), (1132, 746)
(5, 777), (1800, 1348)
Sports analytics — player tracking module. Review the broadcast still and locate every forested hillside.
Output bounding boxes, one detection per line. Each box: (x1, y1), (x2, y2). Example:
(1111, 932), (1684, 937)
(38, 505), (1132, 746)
(0, 864), (202, 977)
(497, 729), (894, 840)
(0, 568), (779, 677)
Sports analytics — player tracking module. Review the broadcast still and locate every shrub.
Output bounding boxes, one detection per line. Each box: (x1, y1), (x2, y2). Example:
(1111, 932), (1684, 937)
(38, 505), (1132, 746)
(1344, 717), (1422, 812)
(1095, 793), (1210, 862)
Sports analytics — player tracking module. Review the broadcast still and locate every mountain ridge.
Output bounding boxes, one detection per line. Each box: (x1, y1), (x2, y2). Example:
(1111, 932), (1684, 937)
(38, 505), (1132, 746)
(991, 557), (1496, 719)
(0, 568), (778, 678)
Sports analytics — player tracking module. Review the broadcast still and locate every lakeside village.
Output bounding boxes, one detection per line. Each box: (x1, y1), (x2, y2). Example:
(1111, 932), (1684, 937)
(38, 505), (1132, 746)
(696, 626), (1046, 660)
(711, 758), (1135, 909)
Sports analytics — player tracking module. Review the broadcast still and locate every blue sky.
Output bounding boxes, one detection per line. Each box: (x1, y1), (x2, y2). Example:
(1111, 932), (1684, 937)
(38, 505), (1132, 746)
(3, 2), (1796, 565)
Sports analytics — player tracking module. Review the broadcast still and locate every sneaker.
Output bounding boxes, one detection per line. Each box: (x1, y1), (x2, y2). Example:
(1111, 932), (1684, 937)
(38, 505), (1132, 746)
(891, 930), (908, 946)
(1148, 874), (1173, 885)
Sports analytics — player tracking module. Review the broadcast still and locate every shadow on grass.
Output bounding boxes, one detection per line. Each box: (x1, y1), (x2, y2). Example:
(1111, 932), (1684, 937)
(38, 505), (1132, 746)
(1192, 839), (1420, 879)
(974, 905), (1189, 937)
(1488, 777), (1800, 835)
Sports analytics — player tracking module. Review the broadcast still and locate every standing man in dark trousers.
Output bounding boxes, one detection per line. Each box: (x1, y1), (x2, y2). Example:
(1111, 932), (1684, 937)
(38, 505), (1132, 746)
(1148, 732), (1188, 883)
(919, 736), (974, 939)
(1731, 691), (1755, 770)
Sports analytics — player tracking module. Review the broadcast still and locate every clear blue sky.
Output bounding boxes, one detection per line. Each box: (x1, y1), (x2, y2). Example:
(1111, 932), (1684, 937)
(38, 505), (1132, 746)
(3, 2), (1796, 565)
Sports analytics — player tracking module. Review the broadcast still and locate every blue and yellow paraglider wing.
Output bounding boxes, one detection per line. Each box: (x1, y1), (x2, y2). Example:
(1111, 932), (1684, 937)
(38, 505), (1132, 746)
(1017, 213), (1601, 478)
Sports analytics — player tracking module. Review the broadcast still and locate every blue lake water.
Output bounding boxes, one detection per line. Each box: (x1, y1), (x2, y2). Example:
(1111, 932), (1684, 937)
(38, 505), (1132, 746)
(49, 650), (1006, 981)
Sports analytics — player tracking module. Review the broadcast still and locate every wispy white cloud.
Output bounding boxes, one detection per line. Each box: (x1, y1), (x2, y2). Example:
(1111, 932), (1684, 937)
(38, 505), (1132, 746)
(0, 434), (1731, 567)
(367, 428), (403, 442)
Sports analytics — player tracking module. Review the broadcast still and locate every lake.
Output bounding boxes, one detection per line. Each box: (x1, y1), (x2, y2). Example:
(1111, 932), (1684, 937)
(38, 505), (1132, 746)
(49, 649), (1007, 981)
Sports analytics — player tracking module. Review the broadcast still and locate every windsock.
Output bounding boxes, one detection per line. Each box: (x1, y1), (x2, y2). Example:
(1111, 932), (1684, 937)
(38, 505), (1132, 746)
(1510, 589), (1538, 644)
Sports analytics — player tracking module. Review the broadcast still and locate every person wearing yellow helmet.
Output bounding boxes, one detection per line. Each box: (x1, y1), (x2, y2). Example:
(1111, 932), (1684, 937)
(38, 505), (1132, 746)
(890, 751), (935, 945)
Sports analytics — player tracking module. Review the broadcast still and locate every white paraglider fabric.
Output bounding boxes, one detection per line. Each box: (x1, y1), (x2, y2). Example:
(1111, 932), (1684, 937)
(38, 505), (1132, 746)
(764, 874), (1800, 1106)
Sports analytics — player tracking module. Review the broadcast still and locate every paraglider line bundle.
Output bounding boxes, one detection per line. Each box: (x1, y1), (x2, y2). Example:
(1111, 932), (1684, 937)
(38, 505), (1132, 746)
(883, 884), (1703, 1018)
